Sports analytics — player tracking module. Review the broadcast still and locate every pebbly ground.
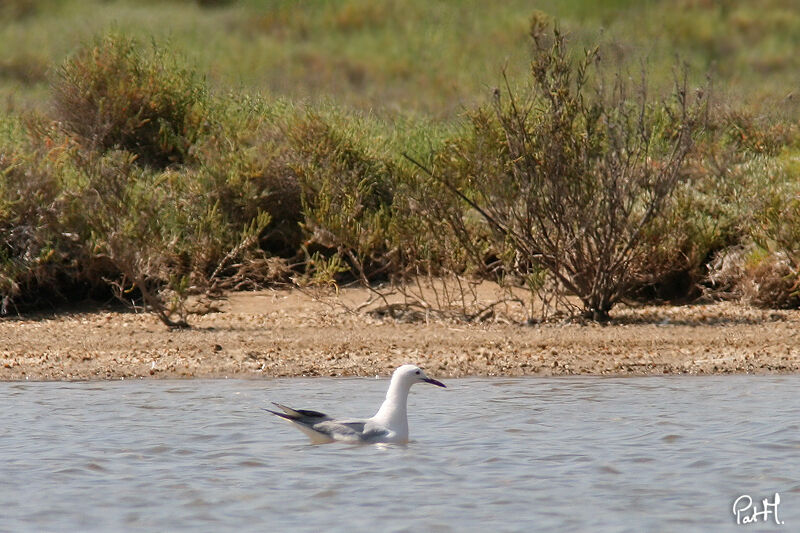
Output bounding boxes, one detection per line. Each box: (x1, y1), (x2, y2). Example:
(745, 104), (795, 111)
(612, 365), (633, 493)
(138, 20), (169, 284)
(1, 289), (798, 381)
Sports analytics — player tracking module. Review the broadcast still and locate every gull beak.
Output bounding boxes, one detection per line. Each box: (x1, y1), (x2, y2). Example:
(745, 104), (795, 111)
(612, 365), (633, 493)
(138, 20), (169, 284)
(423, 377), (446, 388)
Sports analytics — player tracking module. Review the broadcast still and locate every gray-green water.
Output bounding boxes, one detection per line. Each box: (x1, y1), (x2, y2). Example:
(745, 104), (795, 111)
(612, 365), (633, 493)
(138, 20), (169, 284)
(1, 376), (798, 532)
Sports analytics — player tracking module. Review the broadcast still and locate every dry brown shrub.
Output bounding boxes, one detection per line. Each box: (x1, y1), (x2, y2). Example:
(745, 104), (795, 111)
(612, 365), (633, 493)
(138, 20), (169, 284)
(414, 20), (707, 321)
(707, 246), (800, 308)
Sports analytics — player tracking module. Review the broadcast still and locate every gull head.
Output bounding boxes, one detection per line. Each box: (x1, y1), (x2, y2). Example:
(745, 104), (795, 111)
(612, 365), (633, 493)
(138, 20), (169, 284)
(393, 364), (446, 388)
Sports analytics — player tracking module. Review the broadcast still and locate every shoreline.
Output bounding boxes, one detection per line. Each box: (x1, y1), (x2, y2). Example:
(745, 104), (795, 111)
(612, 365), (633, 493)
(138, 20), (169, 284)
(2, 289), (799, 381)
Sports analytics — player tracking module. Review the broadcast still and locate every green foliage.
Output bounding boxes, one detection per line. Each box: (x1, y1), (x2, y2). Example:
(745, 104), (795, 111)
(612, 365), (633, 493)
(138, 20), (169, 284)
(70, 147), (272, 326)
(405, 109), (507, 279)
(0, 141), (63, 311)
(635, 110), (800, 302)
(52, 33), (208, 168)
(191, 97), (303, 256)
(0, 39), (277, 323)
(748, 153), (800, 306)
(289, 112), (398, 283)
(429, 22), (707, 320)
(3, 4), (800, 321)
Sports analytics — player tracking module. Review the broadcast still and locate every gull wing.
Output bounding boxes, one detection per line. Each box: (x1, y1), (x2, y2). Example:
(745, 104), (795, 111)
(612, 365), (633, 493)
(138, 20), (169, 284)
(311, 419), (392, 443)
(266, 403), (393, 443)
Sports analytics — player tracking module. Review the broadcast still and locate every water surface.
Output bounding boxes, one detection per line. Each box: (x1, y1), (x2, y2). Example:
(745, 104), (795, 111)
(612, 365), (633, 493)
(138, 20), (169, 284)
(1, 376), (798, 532)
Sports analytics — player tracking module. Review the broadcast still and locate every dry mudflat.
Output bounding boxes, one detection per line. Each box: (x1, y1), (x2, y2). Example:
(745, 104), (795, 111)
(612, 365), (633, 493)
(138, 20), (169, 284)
(1, 288), (798, 381)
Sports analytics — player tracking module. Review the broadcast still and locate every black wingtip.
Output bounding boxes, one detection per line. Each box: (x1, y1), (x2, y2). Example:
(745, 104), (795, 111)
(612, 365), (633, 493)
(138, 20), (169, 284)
(265, 403), (329, 420)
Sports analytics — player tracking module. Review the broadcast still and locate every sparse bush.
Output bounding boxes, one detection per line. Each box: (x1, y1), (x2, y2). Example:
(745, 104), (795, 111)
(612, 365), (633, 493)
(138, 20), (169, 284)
(72, 147), (271, 327)
(402, 115), (544, 320)
(422, 20), (706, 320)
(52, 33), (208, 168)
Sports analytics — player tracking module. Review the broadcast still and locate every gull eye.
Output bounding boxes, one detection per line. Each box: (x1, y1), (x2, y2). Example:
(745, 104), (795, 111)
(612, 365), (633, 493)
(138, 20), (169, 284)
(415, 370), (421, 375)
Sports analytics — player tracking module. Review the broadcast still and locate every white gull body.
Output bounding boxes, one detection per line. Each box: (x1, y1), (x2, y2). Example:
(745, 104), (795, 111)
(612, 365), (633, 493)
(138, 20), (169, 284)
(267, 364), (446, 444)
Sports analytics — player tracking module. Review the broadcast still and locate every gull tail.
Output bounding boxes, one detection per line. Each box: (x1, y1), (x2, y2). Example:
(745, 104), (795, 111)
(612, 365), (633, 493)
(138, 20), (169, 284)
(263, 402), (328, 422)
(265, 402), (336, 444)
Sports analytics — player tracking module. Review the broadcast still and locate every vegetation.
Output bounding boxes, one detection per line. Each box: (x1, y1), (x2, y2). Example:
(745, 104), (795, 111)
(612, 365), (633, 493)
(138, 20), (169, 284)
(1, 0), (800, 325)
(415, 19), (707, 320)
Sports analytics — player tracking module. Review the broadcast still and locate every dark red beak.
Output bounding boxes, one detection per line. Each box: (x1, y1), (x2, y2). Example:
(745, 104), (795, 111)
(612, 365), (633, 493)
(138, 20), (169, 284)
(424, 377), (446, 388)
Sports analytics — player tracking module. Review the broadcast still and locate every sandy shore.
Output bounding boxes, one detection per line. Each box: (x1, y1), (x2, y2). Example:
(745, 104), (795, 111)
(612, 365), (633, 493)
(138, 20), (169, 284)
(1, 288), (799, 380)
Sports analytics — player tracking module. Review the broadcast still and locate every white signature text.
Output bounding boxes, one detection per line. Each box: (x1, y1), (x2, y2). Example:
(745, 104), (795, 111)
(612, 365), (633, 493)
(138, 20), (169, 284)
(733, 493), (784, 525)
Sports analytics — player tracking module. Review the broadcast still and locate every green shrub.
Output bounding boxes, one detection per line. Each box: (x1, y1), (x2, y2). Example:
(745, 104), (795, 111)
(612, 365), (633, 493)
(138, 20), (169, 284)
(0, 145), (61, 311)
(747, 152), (800, 306)
(0, 120), (107, 313)
(635, 109), (800, 303)
(288, 112), (397, 283)
(192, 97), (303, 257)
(633, 139), (756, 301)
(405, 109), (509, 280)
(70, 146), (271, 327)
(52, 33), (208, 169)
(0, 91), (277, 323)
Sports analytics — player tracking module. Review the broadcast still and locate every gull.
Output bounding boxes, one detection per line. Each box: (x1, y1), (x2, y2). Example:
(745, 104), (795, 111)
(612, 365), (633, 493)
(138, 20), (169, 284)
(266, 364), (446, 444)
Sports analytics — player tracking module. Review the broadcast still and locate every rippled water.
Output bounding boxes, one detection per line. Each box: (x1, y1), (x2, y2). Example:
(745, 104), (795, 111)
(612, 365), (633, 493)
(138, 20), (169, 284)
(1, 376), (798, 532)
